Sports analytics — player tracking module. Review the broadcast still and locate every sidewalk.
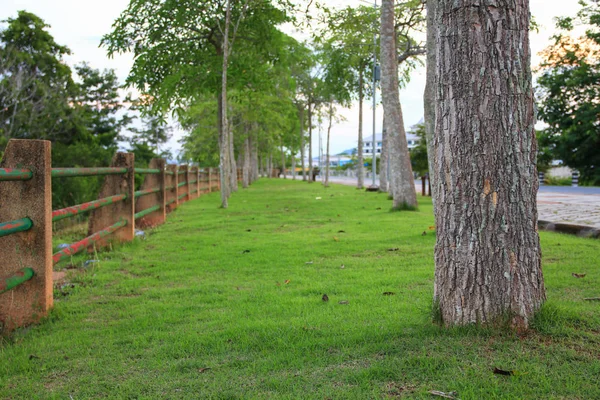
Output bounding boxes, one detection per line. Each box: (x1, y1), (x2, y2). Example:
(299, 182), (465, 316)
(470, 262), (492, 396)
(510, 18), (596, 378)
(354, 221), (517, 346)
(293, 175), (600, 229)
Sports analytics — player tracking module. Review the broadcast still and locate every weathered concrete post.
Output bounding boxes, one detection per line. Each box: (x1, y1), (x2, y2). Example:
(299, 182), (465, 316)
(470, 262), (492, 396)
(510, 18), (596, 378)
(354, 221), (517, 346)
(135, 158), (166, 228)
(88, 153), (135, 245)
(0, 139), (52, 332)
(166, 164), (179, 212)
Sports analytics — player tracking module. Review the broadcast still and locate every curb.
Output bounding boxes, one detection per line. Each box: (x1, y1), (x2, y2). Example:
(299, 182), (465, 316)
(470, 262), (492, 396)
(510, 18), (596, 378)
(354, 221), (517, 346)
(539, 220), (600, 239)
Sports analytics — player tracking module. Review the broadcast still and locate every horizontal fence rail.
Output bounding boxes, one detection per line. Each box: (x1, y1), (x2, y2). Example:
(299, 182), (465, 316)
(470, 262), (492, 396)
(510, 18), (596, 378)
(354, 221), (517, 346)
(51, 167), (128, 178)
(52, 194), (128, 222)
(1, 138), (229, 333)
(0, 217), (33, 238)
(52, 219), (127, 265)
(0, 168), (33, 181)
(0, 268), (35, 295)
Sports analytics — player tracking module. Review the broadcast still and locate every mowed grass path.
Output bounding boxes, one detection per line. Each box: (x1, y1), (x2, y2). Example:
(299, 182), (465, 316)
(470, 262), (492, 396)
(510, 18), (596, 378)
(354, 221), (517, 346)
(1, 179), (599, 399)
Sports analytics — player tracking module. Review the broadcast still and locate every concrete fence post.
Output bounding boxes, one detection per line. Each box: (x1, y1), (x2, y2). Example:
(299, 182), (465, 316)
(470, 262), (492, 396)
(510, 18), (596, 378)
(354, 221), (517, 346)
(195, 167), (201, 198)
(88, 152), (135, 246)
(135, 158), (166, 228)
(167, 164), (179, 212)
(0, 139), (53, 332)
(572, 171), (579, 187)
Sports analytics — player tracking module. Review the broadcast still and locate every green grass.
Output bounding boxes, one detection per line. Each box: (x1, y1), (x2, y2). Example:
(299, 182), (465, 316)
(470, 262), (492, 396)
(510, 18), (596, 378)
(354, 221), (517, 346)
(2, 179), (599, 399)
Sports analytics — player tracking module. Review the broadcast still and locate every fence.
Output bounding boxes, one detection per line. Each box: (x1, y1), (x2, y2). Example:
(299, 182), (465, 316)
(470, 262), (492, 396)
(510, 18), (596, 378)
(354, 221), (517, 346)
(0, 139), (221, 333)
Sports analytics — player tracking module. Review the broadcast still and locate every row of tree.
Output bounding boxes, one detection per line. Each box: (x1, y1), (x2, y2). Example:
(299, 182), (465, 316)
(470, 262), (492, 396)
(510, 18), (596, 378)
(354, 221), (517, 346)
(0, 11), (172, 208)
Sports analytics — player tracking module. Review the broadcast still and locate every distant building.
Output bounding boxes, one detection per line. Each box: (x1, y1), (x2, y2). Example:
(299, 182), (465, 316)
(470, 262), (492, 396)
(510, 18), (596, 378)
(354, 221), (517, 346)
(362, 132), (421, 156)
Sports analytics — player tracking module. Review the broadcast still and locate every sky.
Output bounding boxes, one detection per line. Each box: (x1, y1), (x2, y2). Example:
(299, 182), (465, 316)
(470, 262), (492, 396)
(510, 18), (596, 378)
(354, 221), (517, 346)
(2, 0), (578, 157)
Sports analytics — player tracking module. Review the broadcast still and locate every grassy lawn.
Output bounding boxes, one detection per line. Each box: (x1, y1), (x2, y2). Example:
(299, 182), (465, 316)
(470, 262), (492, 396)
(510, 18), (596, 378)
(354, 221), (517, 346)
(1, 179), (599, 399)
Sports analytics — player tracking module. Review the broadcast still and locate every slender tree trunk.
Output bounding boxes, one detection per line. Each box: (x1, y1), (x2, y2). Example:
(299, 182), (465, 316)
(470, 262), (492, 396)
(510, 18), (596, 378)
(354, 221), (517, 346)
(308, 103), (313, 183)
(242, 131), (250, 188)
(291, 149), (296, 180)
(281, 140), (286, 179)
(380, 112), (389, 192)
(300, 107), (307, 181)
(251, 127), (259, 182)
(433, 0), (545, 329)
(218, 92), (230, 208)
(380, 0), (418, 209)
(424, 0), (437, 203)
(229, 117), (238, 192)
(268, 152), (273, 178)
(324, 102), (333, 188)
(357, 67), (365, 189)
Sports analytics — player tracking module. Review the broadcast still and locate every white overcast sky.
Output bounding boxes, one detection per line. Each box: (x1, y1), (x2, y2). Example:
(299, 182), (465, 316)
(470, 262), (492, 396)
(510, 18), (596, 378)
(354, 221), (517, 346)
(2, 0), (577, 157)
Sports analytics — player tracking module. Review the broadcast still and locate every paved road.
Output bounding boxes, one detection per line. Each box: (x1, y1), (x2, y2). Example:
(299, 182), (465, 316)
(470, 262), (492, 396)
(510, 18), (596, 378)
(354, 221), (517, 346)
(299, 175), (600, 229)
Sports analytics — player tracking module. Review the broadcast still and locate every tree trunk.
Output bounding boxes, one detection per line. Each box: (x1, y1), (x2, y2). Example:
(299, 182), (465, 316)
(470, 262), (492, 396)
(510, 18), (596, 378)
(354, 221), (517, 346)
(380, 112), (388, 192)
(242, 132), (250, 188)
(324, 102), (333, 188)
(251, 128), (259, 183)
(229, 121), (238, 192)
(281, 140), (286, 179)
(357, 67), (365, 189)
(300, 107), (306, 181)
(291, 149), (296, 180)
(380, 0), (418, 209)
(433, 0), (545, 329)
(218, 92), (230, 208)
(424, 0), (437, 203)
(268, 152), (273, 178)
(308, 103), (313, 183)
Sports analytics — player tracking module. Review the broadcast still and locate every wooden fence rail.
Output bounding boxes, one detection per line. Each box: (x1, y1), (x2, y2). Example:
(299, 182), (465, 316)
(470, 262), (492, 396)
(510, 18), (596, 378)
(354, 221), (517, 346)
(0, 139), (226, 333)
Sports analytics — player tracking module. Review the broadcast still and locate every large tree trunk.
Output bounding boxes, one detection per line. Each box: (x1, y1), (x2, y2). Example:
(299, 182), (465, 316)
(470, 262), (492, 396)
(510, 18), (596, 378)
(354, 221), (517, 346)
(433, 0), (545, 329)
(424, 0), (437, 203)
(380, 112), (389, 192)
(380, 0), (418, 209)
(251, 129), (259, 183)
(308, 103), (313, 183)
(357, 67), (365, 189)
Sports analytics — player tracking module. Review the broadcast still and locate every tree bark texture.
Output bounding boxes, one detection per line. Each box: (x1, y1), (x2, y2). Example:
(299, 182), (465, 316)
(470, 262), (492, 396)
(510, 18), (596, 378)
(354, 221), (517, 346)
(250, 130), (259, 183)
(424, 0), (438, 203)
(218, 91), (230, 208)
(281, 141), (286, 179)
(433, 0), (545, 328)
(357, 68), (365, 189)
(380, 112), (389, 192)
(229, 119), (238, 192)
(380, 0), (418, 209)
(242, 132), (250, 188)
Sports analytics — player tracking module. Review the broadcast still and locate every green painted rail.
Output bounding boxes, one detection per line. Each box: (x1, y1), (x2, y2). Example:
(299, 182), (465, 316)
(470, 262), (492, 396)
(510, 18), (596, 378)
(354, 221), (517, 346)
(134, 168), (160, 174)
(188, 180), (198, 184)
(165, 171), (174, 176)
(178, 193), (187, 200)
(178, 171), (186, 175)
(0, 268), (35, 295)
(166, 199), (176, 206)
(52, 219), (127, 265)
(177, 181), (187, 188)
(134, 205), (161, 220)
(52, 194), (127, 222)
(52, 168), (128, 178)
(0, 168), (33, 181)
(134, 187), (160, 198)
(165, 186), (174, 191)
(0, 218), (33, 238)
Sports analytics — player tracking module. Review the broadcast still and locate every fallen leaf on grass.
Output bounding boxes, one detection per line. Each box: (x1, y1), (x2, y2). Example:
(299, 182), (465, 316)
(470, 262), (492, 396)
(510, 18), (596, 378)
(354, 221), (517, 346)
(305, 261), (313, 264)
(572, 273), (586, 278)
(333, 236), (339, 242)
(493, 367), (515, 376)
(387, 248), (399, 252)
(315, 197), (322, 200)
(284, 280), (291, 285)
(198, 368), (211, 373)
(584, 297), (600, 301)
(338, 300), (349, 305)
(241, 250), (251, 254)
(376, 207), (382, 210)
(383, 292), (395, 296)
(337, 214), (341, 217)
(421, 231), (427, 236)
(338, 230), (346, 233)
(246, 229), (252, 232)
(322, 294), (329, 302)
(429, 226), (436, 230)
(429, 390), (459, 399)
(340, 264), (345, 269)
(276, 282), (281, 286)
